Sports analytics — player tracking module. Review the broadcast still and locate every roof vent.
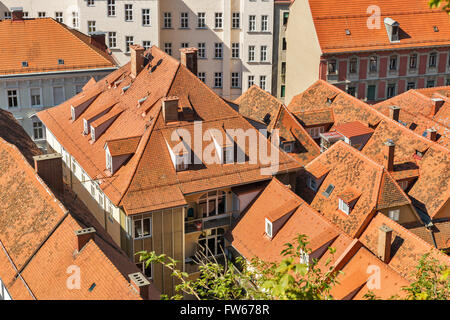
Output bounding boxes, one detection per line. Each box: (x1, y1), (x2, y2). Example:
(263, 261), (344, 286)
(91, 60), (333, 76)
(129, 272), (151, 300)
(345, 29), (351, 35)
(75, 227), (96, 252)
(122, 85), (131, 94)
(22, 61), (28, 67)
(433, 26), (439, 32)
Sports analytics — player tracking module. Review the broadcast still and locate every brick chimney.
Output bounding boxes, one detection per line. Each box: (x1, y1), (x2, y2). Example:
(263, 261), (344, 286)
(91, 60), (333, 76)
(129, 272), (151, 300)
(179, 48), (198, 75)
(90, 31), (107, 51)
(389, 105), (400, 122)
(74, 227), (96, 252)
(33, 153), (64, 195)
(377, 225), (393, 263)
(384, 140), (395, 172)
(162, 96), (180, 124)
(430, 98), (444, 116)
(427, 128), (437, 142)
(131, 45), (145, 78)
(11, 7), (24, 21)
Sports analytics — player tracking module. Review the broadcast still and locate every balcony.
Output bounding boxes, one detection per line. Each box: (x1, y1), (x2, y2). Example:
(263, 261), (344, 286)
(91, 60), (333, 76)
(185, 212), (234, 234)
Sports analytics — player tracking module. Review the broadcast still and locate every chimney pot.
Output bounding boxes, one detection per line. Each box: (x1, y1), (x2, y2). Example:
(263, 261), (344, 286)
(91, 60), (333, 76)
(430, 98), (444, 116)
(179, 48), (198, 75)
(90, 32), (107, 51)
(162, 96), (180, 124)
(427, 128), (437, 142)
(389, 105), (400, 122)
(377, 225), (393, 263)
(75, 227), (96, 252)
(384, 140), (395, 172)
(131, 45), (146, 78)
(129, 272), (151, 300)
(33, 153), (64, 195)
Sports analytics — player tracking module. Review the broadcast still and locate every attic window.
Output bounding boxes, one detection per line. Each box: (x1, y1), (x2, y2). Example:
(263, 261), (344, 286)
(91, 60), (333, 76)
(338, 198), (350, 215)
(58, 59), (65, 65)
(282, 141), (293, 153)
(88, 283), (96, 292)
(265, 218), (273, 238)
(433, 26), (439, 32)
(22, 61), (28, 67)
(263, 113), (271, 125)
(307, 175), (318, 191)
(122, 85), (131, 94)
(322, 184), (335, 198)
(345, 29), (351, 35)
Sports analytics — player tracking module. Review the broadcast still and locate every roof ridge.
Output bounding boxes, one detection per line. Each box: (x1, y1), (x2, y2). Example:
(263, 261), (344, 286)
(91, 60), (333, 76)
(313, 9), (444, 20)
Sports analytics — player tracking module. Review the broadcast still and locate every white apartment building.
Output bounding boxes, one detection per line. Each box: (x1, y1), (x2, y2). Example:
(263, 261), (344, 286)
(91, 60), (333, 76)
(1, 0), (274, 99)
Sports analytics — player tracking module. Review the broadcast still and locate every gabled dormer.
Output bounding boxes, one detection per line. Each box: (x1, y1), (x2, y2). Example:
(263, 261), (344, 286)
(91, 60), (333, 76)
(210, 128), (235, 164)
(82, 101), (117, 135)
(338, 187), (361, 215)
(70, 90), (102, 121)
(384, 17), (400, 42)
(104, 136), (141, 174)
(164, 129), (191, 172)
(90, 108), (123, 142)
(265, 199), (300, 239)
(305, 162), (329, 192)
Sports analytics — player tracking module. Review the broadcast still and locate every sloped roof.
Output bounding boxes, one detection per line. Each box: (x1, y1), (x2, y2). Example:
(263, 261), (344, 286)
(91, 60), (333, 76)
(0, 18), (116, 75)
(407, 220), (450, 250)
(308, 0), (450, 54)
(38, 46), (301, 215)
(0, 138), (157, 300)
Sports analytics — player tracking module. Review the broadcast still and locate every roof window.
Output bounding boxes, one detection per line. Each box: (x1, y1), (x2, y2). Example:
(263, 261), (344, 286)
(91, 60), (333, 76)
(345, 29), (351, 35)
(22, 61), (28, 67)
(322, 184), (335, 198)
(58, 59), (64, 65)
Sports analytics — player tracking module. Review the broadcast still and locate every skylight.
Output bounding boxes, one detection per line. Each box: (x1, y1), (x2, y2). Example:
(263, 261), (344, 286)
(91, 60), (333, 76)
(22, 61), (28, 67)
(345, 29), (351, 35)
(322, 184), (335, 198)
(58, 59), (64, 65)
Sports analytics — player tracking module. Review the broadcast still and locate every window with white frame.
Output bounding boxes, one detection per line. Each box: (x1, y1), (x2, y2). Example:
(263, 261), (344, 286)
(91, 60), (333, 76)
(429, 52), (437, 68)
(261, 15), (268, 32)
(175, 154), (188, 171)
(232, 43), (239, 58)
(125, 36), (134, 53)
(38, 12), (46, 18)
(265, 218), (273, 238)
(163, 12), (172, 28)
(108, 32), (117, 48)
(55, 12), (63, 23)
(231, 72), (240, 88)
(107, 0), (116, 16)
(106, 150), (112, 171)
(248, 75), (255, 87)
(388, 209), (400, 221)
(299, 249), (309, 265)
(259, 76), (266, 90)
(134, 217), (151, 239)
(7, 90), (19, 108)
(198, 72), (206, 83)
(4, 12), (11, 19)
(197, 12), (206, 28)
(198, 227), (226, 257)
(389, 56), (398, 71)
(125, 4), (133, 21)
(248, 45), (255, 62)
(180, 12), (189, 28)
(232, 12), (240, 29)
(87, 0), (95, 6)
(198, 42), (206, 58)
(215, 12), (223, 29)
(30, 88), (41, 107)
(142, 41), (151, 50)
(249, 15), (256, 31)
(307, 175), (318, 191)
(214, 72), (223, 88)
(387, 83), (396, 98)
(72, 11), (79, 28)
(307, 126), (324, 138)
(164, 42), (172, 55)
(33, 121), (44, 140)
(142, 9), (151, 26)
(328, 59), (337, 74)
(369, 56), (378, 72)
(409, 53), (417, 69)
(349, 58), (358, 74)
(260, 45), (268, 62)
(214, 43), (223, 59)
(198, 191), (226, 217)
(338, 199), (350, 214)
(87, 20), (96, 34)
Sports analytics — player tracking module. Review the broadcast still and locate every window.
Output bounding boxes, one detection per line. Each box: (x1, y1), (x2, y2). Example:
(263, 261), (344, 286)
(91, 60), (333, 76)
(163, 12), (172, 28)
(136, 261), (152, 279)
(106, 151), (112, 171)
(429, 52), (437, 68)
(427, 80), (435, 88)
(181, 42), (189, 48)
(322, 184), (335, 198)
(87, 0), (95, 6)
(125, 4), (133, 21)
(231, 72), (240, 88)
(307, 126), (324, 138)
(282, 142), (293, 153)
(398, 180), (409, 191)
(72, 12), (79, 28)
(125, 36), (134, 53)
(260, 45), (267, 62)
(369, 56), (378, 72)
(107, 0), (116, 16)
(176, 155), (188, 171)
(387, 83), (396, 98)
(328, 59), (337, 74)
(87, 21), (96, 34)
(164, 42), (172, 55)
(180, 12), (189, 28)
(260, 76), (266, 90)
(407, 82), (416, 90)
(38, 12), (46, 18)
(108, 32), (117, 48)
(447, 78), (450, 86)
(198, 227), (226, 257)
(134, 217), (151, 239)
(409, 54), (417, 69)
(55, 12), (63, 23)
(388, 209), (400, 221)
(283, 12), (289, 25)
(214, 43), (223, 59)
(367, 85), (376, 100)
(347, 87), (356, 97)
(214, 72), (223, 88)
(249, 15), (256, 31)
(248, 75), (255, 88)
(265, 218), (273, 238)
(282, 37), (287, 50)
(248, 45), (255, 62)
(197, 12), (206, 28)
(281, 85), (285, 98)
(338, 199), (350, 214)
(215, 12), (223, 29)
(307, 175), (318, 191)
(7, 90), (18, 108)
(198, 72), (206, 83)
(4, 12), (11, 19)
(389, 56), (397, 71)
(300, 249), (309, 265)
(349, 58), (358, 74)
(261, 15), (268, 32)
(142, 9), (151, 26)
(33, 121), (44, 140)
(142, 41), (151, 50)
(232, 43), (239, 58)
(198, 191), (226, 218)
(232, 12), (240, 29)
(198, 42), (206, 58)
(30, 88), (41, 107)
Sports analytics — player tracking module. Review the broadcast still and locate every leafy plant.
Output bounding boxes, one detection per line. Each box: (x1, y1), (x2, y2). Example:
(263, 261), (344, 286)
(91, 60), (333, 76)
(429, 0), (450, 14)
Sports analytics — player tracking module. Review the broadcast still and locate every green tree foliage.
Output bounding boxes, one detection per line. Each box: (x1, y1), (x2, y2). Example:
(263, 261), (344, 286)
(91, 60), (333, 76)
(137, 234), (341, 300)
(429, 0), (450, 14)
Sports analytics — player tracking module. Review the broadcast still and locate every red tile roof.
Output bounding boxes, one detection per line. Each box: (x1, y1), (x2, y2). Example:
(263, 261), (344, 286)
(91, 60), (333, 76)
(307, 0), (450, 54)
(0, 18), (116, 75)
(333, 121), (374, 138)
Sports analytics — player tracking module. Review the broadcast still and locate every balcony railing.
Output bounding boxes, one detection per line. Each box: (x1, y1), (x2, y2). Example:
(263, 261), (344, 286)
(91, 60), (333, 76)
(185, 212), (234, 234)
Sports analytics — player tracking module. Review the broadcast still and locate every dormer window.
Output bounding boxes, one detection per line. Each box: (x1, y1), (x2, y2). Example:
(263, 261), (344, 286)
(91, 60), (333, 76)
(223, 146), (234, 164)
(176, 153), (188, 171)
(106, 149), (112, 172)
(338, 198), (350, 215)
(22, 61), (28, 67)
(83, 119), (89, 134)
(281, 141), (294, 153)
(91, 126), (96, 141)
(307, 175), (318, 191)
(265, 218), (273, 238)
(58, 59), (65, 65)
(384, 17), (399, 42)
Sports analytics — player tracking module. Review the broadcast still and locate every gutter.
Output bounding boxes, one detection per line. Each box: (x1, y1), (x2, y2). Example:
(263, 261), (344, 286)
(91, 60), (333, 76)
(0, 67), (118, 79)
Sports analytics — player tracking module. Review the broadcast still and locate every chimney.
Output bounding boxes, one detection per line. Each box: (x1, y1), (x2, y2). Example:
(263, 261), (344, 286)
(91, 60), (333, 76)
(377, 225), (393, 263)
(179, 48), (198, 75)
(430, 98), (444, 116)
(33, 153), (64, 195)
(389, 105), (400, 122)
(427, 128), (437, 142)
(11, 7), (24, 21)
(90, 31), (107, 51)
(131, 45), (145, 78)
(129, 272), (151, 300)
(74, 227), (96, 252)
(162, 96), (180, 124)
(384, 139), (395, 172)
